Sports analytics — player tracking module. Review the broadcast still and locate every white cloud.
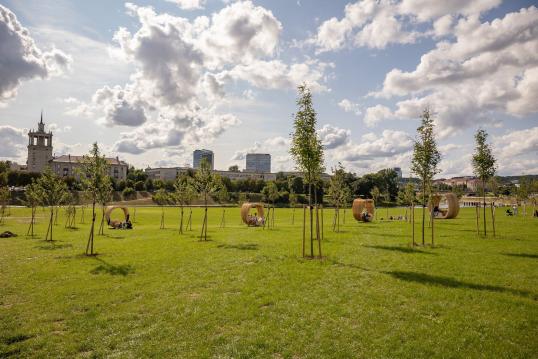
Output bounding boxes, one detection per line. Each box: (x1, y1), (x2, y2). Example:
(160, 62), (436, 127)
(92, 85), (147, 127)
(0, 125), (26, 158)
(0, 4), (71, 105)
(318, 124), (350, 149)
(230, 136), (289, 162)
(166, 0), (205, 10)
(363, 105), (395, 127)
(338, 98), (361, 115)
(78, 1), (331, 157)
(310, 0), (500, 52)
(371, 6), (538, 136)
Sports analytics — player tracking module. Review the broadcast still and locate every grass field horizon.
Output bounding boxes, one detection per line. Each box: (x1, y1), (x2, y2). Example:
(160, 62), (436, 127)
(1, 205), (537, 358)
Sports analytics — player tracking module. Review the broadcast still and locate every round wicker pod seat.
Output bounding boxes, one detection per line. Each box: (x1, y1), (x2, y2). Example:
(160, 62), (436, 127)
(428, 193), (460, 219)
(240, 202), (265, 226)
(105, 205), (130, 228)
(352, 199), (375, 222)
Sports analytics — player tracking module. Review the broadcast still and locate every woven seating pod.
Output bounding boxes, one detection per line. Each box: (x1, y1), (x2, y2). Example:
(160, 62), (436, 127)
(428, 193), (459, 219)
(240, 202), (265, 226)
(105, 205), (129, 227)
(352, 199), (375, 222)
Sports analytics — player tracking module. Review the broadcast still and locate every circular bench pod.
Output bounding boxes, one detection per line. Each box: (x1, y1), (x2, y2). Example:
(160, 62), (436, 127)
(352, 199), (375, 222)
(240, 202), (265, 226)
(105, 205), (130, 228)
(428, 193), (460, 219)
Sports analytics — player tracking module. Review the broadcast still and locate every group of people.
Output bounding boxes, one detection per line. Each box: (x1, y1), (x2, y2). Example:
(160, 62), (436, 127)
(246, 212), (264, 226)
(108, 214), (133, 229)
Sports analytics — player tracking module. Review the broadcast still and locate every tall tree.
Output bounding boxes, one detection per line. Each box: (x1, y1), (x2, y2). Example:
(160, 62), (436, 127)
(153, 188), (171, 229)
(403, 183), (416, 245)
(472, 129), (497, 236)
(191, 158), (221, 241)
(79, 143), (111, 255)
(327, 163), (347, 232)
(411, 108), (441, 246)
(97, 176), (113, 235)
(174, 174), (194, 235)
(290, 84), (325, 258)
(24, 182), (42, 237)
(35, 167), (69, 241)
(370, 186), (380, 220)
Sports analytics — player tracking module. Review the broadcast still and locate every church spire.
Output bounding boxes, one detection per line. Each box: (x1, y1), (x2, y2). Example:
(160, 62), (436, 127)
(38, 109), (45, 132)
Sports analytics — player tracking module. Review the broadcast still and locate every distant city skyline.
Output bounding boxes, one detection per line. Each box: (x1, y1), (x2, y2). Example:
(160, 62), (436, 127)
(0, 0), (537, 178)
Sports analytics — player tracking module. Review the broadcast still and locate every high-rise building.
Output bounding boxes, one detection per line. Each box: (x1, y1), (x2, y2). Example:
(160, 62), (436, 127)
(393, 167), (402, 178)
(193, 149), (214, 170)
(246, 153), (271, 173)
(27, 113), (53, 173)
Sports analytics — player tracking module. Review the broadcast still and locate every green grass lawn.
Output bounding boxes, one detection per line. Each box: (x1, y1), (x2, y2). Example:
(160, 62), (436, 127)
(1, 205), (537, 358)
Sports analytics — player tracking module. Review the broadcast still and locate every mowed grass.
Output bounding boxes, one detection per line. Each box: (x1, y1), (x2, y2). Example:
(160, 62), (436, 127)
(0, 205), (537, 358)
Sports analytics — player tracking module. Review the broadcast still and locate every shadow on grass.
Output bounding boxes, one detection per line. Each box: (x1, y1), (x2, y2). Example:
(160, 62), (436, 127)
(217, 243), (259, 250)
(34, 242), (73, 250)
(2, 333), (33, 345)
(90, 258), (134, 276)
(502, 253), (538, 259)
(326, 258), (372, 272)
(386, 271), (534, 299)
(363, 245), (436, 255)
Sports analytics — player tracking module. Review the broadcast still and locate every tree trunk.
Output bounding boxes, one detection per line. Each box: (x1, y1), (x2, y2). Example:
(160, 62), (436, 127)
(188, 208), (192, 230)
(86, 202), (96, 255)
(179, 206), (184, 234)
(411, 203), (415, 246)
(475, 205), (480, 237)
(483, 180), (487, 237)
(491, 203), (496, 238)
(99, 207), (105, 235)
(431, 205), (434, 247)
(321, 204), (324, 241)
(133, 207), (136, 223)
(309, 183), (313, 258)
(80, 205), (85, 224)
(343, 208), (346, 224)
(45, 208), (54, 241)
(314, 189), (321, 258)
(302, 205), (306, 258)
(160, 206), (165, 229)
(422, 182), (426, 245)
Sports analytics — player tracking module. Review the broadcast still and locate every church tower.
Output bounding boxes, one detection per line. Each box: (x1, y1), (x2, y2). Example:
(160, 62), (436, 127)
(27, 112), (53, 173)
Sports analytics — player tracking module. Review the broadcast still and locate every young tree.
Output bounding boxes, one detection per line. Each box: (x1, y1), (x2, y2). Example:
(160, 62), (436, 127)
(217, 186), (229, 228)
(24, 182), (42, 236)
(35, 167), (69, 241)
(262, 181), (279, 228)
(472, 129), (496, 236)
(383, 189), (391, 219)
(403, 183), (416, 245)
(0, 186), (9, 225)
(327, 163), (346, 232)
(153, 188), (171, 229)
(370, 186), (381, 219)
(289, 190), (298, 224)
(411, 108), (441, 246)
(191, 158), (221, 241)
(79, 143), (111, 255)
(174, 174), (194, 234)
(97, 177), (113, 235)
(290, 84), (325, 258)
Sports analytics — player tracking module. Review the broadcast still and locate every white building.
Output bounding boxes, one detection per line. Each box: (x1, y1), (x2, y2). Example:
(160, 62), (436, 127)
(27, 115), (53, 173)
(51, 155), (129, 180)
(145, 167), (191, 181)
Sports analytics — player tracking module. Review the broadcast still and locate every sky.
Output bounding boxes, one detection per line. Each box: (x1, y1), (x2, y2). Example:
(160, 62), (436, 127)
(0, 0), (537, 178)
